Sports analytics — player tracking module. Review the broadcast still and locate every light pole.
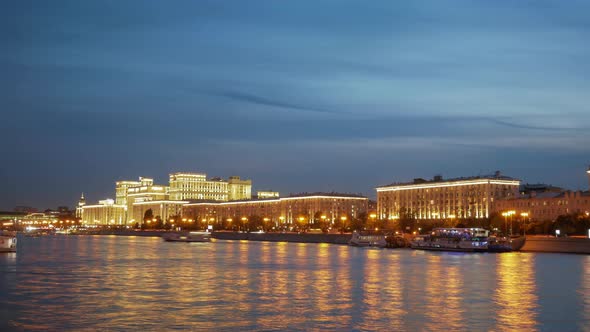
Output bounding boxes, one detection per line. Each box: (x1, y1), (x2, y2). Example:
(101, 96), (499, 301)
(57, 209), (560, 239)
(508, 210), (516, 236)
(520, 212), (529, 236)
(502, 212), (508, 235)
(241, 217), (248, 232)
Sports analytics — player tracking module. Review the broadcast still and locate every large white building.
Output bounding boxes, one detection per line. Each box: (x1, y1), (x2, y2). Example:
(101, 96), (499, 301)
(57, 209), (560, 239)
(169, 172), (252, 201)
(78, 172), (253, 225)
(376, 172), (521, 221)
(80, 199), (127, 225)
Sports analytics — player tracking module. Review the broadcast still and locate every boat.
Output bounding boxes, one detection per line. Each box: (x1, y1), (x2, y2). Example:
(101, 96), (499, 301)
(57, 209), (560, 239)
(162, 231), (211, 243)
(349, 231), (387, 247)
(411, 228), (490, 252)
(488, 235), (526, 252)
(0, 230), (17, 253)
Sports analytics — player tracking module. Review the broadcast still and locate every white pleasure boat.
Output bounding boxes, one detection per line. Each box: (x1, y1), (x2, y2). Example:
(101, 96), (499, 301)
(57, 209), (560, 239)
(0, 230), (17, 253)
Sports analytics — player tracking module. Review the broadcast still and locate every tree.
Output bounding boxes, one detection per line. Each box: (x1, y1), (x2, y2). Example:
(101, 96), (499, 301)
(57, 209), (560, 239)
(143, 209), (154, 223)
(247, 215), (264, 232)
(398, 208), (417, 233)
(155, 216), (164, 229)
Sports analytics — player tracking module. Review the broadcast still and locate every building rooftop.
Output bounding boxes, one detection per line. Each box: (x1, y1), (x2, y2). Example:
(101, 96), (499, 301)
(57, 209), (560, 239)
(377, 171), (519, 188)
(286, 192), (366, 198)
(500, 190), (590, 201)
(184, 192), (367, 205)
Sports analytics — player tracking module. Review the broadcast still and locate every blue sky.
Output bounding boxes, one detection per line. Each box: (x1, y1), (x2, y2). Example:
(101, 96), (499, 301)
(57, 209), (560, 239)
(2, 0), (590, 210)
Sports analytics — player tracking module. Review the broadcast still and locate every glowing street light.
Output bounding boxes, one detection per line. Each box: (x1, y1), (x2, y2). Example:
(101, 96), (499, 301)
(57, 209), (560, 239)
(520, 212), (529, 236)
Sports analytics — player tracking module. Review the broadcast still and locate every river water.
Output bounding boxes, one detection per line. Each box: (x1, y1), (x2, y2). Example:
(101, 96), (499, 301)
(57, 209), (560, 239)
(1, 235), (589, 331)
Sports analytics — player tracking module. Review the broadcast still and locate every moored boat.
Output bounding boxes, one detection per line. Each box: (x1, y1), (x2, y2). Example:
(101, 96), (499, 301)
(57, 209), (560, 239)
(162, 231), (211, 243)
(488, 235), (526, 252)
(349, 231), (387, 247)
(0, 230), (17, 253)
(411, 228), (490, 252)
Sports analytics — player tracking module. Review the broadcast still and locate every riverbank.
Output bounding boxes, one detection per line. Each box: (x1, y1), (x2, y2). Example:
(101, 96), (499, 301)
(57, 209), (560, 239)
(211, 231), (352, 244)
(67, 230), (590, 254)
(72, 229), (169, 237)
(521, 236), (590, 254)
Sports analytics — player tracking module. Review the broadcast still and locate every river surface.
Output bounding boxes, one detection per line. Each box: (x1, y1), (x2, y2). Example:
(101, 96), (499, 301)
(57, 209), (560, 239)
(1, 235), (589, 331)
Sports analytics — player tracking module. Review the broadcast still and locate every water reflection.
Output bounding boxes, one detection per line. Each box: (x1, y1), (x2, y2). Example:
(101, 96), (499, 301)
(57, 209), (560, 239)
(581, 256), (590, 331)
(1, 237), (587, 331)
(494, 253), (539, 331)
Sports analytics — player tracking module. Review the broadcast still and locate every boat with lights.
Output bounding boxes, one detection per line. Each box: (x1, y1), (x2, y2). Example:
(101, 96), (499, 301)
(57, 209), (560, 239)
(162, 231), (211, 243)
(0, 230), (17, 253)
(411, 227), (490, 252)
(349, 231), (387, 247)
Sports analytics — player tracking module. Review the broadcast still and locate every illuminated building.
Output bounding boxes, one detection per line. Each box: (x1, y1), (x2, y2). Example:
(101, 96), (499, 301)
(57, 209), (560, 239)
(587, 165), (590, 190)
(376, 172), (520, 220)
(115, 179), (142, 205)
(168, 172), (251, 201)
(17, 213), (59, 227)
(76, 193), (85, 218)
(125, 179), (169, 210)
(228, 176), (252, 201)
(257, 191), (280, 199)
(81, 199), (127, 225)
(495, 167), (590, 222)
(183, 193), (368, 226)
(495, 191), (590, 222)
(130, 200), (188, 226)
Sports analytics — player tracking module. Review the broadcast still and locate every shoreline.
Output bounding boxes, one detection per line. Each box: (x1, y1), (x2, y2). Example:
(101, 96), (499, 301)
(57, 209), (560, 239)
(63, 230), (590, 254)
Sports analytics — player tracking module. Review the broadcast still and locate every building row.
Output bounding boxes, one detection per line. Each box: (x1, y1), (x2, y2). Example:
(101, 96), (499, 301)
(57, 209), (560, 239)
(376, 167), (590, 223)
(80, 192), (368, 227)
(77, 166), (590, 226)
(79, 172), (256, 225)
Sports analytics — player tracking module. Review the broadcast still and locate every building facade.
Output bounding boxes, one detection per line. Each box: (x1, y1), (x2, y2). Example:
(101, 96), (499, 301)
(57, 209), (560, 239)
(376, 173), (520, 221)
(130, 200), (188, 225)
(115, 179), (142, 205)
(168, 172), (251, 201)
(183, 193), (368, 227)
(494, 191), (590, 222)
(228, 176), (252, 201)
(257, 191), (280, 199)
(76, 193), (86, 218)
(81, 199), (127, 225)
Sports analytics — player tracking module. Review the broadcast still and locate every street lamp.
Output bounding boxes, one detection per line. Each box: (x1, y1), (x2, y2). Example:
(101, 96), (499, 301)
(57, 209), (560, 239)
(508, 210), (516, 236)
(241, 217), (248, 232)
(520, 212), (529, 236)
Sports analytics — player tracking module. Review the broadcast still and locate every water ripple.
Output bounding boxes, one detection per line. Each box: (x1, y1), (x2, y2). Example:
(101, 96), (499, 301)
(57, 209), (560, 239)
(1, 235), (588, 331)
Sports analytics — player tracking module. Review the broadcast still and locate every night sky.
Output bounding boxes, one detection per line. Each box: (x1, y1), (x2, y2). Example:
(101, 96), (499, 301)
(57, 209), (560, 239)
(2, 1), (589, 210)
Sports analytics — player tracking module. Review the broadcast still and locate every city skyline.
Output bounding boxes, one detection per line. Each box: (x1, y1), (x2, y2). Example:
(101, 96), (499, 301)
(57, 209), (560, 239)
(3, 1), (590, 210)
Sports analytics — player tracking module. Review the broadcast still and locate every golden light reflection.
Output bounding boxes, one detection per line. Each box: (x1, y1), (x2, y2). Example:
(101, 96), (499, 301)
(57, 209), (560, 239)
(357, 249), (385, 330)
(494, 253), (538, 331)
(423, 255), (465, 331)
(381, 253), (406, 330)
(581, 256), (590, 329)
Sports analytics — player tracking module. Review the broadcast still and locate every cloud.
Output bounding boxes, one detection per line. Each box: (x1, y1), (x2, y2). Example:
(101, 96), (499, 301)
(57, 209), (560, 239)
(200, 89), (339, 115)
